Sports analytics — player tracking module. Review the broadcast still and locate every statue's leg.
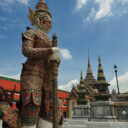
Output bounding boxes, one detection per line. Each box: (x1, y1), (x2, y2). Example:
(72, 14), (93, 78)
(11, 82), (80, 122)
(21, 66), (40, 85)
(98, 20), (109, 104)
(37, 83), (53, 128)
(21, 74), (43, 128)
(22, 102), (40, 127)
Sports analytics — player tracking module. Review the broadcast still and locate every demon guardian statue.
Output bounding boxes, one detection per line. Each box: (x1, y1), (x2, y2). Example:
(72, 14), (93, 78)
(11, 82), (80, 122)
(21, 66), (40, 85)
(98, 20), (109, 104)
(20, 0), (61, 128)
(0, 0), (62, 127)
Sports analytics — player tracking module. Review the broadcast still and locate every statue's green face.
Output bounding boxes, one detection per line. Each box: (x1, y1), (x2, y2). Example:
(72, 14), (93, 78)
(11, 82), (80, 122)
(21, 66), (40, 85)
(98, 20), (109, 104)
(35, 11), (52, 33)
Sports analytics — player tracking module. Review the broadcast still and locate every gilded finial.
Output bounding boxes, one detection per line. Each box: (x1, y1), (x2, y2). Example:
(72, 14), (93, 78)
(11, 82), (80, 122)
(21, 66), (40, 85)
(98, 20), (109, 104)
(81, 70), (83, 78)
(98, 55), (101, 64)
(88, 48), (90, 68)
(80, 70), (83, 83)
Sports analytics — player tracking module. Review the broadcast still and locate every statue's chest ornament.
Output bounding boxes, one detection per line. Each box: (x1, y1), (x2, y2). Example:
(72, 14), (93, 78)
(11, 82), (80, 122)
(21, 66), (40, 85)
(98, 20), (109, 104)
(34, 31), (51, 48)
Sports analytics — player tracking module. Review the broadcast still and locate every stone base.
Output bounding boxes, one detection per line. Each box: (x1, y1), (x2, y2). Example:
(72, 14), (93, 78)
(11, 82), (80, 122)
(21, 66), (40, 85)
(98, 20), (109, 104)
(90, 101), (117, 122)
(63, 119), (87, 128)
(73, 105), (91, 120)
(38, 118), (52, 128)
(0, 120), (2, 128)
(63, 119), (128, 128)
(22, 124), (37, 128)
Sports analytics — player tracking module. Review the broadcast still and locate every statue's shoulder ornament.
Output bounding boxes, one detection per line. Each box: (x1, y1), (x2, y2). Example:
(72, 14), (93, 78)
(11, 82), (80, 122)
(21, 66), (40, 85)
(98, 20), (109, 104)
(22, 26), (36, 41)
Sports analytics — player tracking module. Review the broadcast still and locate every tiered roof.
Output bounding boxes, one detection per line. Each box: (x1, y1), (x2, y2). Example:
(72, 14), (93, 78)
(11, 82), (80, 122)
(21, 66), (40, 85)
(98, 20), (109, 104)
(84, 52), (97, 86)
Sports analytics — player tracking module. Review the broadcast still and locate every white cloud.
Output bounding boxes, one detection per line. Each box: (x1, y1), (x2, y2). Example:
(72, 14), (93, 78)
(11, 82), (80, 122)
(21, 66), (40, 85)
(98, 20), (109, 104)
(0, 16), (26, 30)
(85, 8), (96, 22)
(0, 0), (30, 12)
(76, 0), (128, 22)
(122, 0), (128, 3)
(59, 79), (79, 91)
(60, 48), (72, 60)
(0, 73), (20, 80)
(86, 0), (114, 21)
(18, 0), (30, 5)
(95, 0), (113, 20)
(76, 0), (88, 11)
(110, 72), (128, 93)
(0, 0), (30, 7)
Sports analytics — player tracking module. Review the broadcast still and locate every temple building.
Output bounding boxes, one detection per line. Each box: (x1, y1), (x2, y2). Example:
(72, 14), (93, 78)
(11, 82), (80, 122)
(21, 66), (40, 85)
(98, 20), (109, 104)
(67, 55), (111, 118)
(67, 55), (128, 122)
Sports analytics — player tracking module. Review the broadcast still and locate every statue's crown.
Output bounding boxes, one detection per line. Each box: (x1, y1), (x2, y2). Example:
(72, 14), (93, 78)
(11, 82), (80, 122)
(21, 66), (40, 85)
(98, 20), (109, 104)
(35, 0), (51, 17)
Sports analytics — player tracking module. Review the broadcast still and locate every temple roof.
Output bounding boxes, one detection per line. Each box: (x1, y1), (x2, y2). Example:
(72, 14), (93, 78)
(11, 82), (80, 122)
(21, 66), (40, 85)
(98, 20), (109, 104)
(69, 86), (78, 99)
(84, 51), (97, 86)
(77, 71), (95, 95)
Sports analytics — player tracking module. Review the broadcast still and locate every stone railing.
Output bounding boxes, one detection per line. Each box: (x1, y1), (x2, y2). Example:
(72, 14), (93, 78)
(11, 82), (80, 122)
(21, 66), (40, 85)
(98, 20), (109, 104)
(114, 102), (128, 122)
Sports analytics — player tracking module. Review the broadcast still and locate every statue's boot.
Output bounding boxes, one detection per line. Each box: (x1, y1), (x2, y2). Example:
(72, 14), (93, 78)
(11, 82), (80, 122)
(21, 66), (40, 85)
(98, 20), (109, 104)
(22, 124), (37, 128)
(38, 117), (52, 128)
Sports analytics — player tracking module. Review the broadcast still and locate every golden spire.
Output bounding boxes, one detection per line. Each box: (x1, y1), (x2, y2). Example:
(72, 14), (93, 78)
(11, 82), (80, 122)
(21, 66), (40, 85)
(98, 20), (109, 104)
(87, 49), (92, 73)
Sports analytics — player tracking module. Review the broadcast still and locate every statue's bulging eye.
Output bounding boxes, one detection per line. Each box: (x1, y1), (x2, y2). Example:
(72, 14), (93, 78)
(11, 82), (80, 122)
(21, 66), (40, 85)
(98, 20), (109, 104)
(39, 16), (48, 21)
(39, 17), (43, 20)
(43, 16), (48, 19)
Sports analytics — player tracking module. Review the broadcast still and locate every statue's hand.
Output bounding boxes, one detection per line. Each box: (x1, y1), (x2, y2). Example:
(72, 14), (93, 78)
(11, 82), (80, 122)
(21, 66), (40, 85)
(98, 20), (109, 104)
(50, 47), (61, 61)
(52, 47), (59, 53)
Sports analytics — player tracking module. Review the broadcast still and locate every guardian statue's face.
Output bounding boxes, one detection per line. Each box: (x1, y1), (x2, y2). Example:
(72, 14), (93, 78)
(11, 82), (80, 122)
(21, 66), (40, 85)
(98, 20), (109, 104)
(37, 12), (52, 31)
(28, 0), (52, 34)
(34, 11), (52, 33)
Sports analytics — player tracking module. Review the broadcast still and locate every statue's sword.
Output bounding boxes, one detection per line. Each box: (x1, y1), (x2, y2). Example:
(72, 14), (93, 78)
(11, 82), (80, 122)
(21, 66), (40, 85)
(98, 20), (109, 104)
(51, 33), (60, 128)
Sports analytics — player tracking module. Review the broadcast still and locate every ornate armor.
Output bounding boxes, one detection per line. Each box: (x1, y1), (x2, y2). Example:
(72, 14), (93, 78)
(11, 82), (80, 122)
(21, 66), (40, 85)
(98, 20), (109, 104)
(21, 28), (53, 126)
(0, 102), (18, 128)
(0, 1), (63, 128)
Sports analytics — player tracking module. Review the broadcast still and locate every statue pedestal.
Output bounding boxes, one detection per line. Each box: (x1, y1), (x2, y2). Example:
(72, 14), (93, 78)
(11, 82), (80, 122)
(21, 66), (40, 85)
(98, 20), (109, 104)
(90, 101), (117, 122)
(22, 125), (36, 128)
(73, 105), (91, 120)
(0, 120), (2, 128)
(38, 118), (52, 128)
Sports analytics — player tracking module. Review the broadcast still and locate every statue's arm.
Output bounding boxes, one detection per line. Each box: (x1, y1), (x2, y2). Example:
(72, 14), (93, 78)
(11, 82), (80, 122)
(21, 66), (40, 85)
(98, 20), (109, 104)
(22, 36), (53, 59)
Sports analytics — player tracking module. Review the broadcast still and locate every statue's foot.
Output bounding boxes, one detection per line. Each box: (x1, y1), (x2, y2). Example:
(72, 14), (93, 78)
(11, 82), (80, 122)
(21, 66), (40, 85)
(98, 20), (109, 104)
(38, 117), (52, 128)
(22, 124), (37, 128)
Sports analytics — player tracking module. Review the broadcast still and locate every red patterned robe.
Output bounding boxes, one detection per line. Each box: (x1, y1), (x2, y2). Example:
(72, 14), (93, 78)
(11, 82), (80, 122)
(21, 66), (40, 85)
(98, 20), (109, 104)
(20, 28), (53, 126)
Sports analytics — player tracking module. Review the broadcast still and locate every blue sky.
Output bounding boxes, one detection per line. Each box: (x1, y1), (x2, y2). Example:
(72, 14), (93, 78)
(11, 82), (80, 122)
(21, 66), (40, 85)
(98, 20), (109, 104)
(0, 0), (128, 92)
